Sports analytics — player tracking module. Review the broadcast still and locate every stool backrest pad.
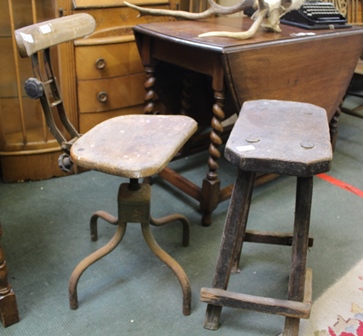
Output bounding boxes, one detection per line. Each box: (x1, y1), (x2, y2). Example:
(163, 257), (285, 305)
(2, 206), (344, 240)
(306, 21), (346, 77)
(225, 100), (333, 177)
(15, 14), (96, 58)
(70, 114), (198, 179)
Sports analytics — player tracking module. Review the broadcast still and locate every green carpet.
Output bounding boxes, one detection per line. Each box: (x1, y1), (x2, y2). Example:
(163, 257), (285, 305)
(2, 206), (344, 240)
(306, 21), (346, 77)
(0, 112), (362, 335)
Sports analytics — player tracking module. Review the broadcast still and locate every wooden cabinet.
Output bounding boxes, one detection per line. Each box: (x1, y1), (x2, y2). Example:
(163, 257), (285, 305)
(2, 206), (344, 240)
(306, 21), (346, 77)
(69, 1), (179, 133)
(75, 41), (146, 132)
(0, 0), (69, 182)
(0, 0), (179, 182)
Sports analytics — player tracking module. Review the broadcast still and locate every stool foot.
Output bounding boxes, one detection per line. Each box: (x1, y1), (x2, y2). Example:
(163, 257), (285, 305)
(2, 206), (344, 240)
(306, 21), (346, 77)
(90, 211), (118, 241)
(150, 214), (190, 247)
(204, 303), (222, 330)
(69, 222), (126, 310)
(141, 221), (191, 316)
(283, 318), (300, 336)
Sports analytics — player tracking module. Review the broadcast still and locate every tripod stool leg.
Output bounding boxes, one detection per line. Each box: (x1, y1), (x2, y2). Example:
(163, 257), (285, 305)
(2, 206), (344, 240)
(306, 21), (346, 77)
(203, 170), (256, 330)
(150, 214), (190, 247)
(90, 211), (118, 241)
(69, 222), (126, 310)
(284, 176), (313, 336)
(141, 221), (191, 316)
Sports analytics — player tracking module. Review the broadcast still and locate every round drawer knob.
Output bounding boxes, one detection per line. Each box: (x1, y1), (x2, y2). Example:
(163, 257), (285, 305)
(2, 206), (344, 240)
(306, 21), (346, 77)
(95, 58), (106, 70)
(97, 91), (108, 103)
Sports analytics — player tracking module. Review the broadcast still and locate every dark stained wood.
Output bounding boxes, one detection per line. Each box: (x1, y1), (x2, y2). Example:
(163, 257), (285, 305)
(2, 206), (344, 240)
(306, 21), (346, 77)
(200, 286), (311, 319)
(133, 17), (363, 226)
(224, 100), (333, 177)
(201, 268), (313, 319)
(0, 225), (19, 327)
(134, 16), (363, 119)
(284, 176), (314, 333)
(159, 167), (202, 201)
(244, 230), (314, 247)
(201, 100), (332, 335)
(204, 169), (256, 329)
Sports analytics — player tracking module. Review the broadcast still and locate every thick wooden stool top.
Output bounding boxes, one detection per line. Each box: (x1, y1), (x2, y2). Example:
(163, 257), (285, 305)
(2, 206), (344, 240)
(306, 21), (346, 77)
(71, 115), (197, 178)
(225, 100), (333, 177)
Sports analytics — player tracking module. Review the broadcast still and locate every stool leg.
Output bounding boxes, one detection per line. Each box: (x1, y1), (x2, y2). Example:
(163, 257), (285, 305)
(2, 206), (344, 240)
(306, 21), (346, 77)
(284, 176), (313, 336)
(150, 214), (190, 247)
(231, 172), (255, 273)
(204, 170), (256, 330)
(141, 221), (192, 316)
(90, 211), (118, 241)
(69, 222), (126, 310)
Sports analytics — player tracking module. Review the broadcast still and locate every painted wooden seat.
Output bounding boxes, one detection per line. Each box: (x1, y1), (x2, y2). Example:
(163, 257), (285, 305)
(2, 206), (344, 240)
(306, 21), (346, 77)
(200, 99), (333, 335)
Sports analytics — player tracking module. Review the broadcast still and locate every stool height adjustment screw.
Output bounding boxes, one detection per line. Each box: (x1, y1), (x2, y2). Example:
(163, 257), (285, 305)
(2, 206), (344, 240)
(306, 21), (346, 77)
(129, 178), (141, 190)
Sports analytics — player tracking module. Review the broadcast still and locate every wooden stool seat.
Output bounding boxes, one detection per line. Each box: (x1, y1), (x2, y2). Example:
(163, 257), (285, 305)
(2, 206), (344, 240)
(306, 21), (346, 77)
(71, 115), (197, 178)
(225, 100), (332, 176)
(201, 100), (333, 335)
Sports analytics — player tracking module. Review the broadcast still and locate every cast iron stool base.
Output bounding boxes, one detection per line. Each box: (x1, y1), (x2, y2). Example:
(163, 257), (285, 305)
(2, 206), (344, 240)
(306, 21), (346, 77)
(69, 180), (191, 316)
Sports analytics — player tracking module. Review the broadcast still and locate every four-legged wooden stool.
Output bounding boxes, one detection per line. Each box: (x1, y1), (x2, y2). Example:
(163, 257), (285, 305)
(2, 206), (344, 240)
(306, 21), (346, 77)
(200, 100), (333, 335)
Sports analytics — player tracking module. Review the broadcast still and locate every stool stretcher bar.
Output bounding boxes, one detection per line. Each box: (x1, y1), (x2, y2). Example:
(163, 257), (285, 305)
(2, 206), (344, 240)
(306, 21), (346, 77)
(201, 268), (312, 319)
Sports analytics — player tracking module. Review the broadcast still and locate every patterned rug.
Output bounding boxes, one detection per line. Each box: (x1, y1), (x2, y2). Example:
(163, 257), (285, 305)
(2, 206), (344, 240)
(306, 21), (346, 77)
(300, 259), (363, 336)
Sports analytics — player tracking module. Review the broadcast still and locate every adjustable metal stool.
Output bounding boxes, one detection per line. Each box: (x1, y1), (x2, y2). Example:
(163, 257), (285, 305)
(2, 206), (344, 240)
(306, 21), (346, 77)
(69, 115), (197, 315)
(14, 14), (198, 316)
(68, 114), (197, 316)
(200, 100), (333, 335)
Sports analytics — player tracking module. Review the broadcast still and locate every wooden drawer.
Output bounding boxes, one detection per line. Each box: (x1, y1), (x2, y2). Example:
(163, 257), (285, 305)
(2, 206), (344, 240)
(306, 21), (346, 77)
(79, 104), (145, 132)
(75, 41), (143, 80)
(77, 73), (146, 113)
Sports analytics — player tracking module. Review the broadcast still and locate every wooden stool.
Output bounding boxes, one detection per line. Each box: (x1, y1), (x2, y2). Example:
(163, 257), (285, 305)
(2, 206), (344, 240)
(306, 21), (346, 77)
(68, 115), (197, 316)
(200, 100), (333, 335)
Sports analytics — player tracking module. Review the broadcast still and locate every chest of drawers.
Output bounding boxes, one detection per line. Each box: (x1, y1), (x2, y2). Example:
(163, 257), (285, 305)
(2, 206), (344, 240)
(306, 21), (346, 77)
(70, 2), (177, 133)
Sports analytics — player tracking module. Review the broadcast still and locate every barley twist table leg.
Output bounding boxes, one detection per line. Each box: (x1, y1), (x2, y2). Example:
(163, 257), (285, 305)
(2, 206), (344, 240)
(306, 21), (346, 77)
(143, 66), (158, 115)
(200, 90), (225, 226)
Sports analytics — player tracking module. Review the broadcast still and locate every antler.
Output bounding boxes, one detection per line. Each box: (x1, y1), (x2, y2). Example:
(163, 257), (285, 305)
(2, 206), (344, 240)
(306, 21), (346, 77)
(198, 7), (267, 39)
(124, 0), (256, 20)
(125, 0), (304, 40)
(199, 0), (269, 39)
